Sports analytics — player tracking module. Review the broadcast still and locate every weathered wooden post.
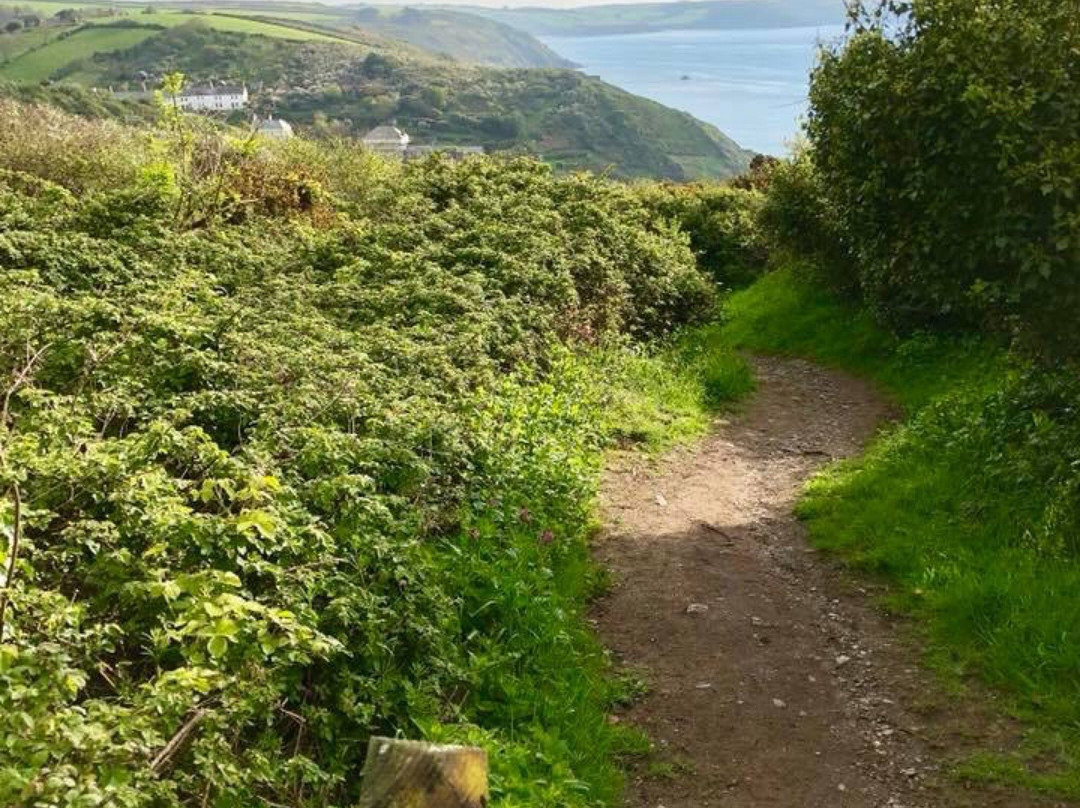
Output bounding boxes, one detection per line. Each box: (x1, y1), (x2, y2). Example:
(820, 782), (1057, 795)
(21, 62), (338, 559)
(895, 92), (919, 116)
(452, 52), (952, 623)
(356, 737), (489, 808)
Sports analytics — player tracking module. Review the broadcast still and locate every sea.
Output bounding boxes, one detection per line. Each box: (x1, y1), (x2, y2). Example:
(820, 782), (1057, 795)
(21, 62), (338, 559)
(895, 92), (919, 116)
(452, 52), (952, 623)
(540, 25), (847, 156)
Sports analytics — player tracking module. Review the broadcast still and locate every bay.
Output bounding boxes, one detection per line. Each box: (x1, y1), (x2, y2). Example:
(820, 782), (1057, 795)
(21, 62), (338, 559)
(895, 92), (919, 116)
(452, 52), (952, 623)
(540, 26), (846, 156)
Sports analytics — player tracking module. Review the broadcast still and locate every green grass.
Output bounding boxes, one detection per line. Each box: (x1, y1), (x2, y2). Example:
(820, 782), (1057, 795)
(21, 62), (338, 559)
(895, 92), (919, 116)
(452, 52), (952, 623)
(594, 321), (754, 451)
(721, 264), (1005, 411)
(721, 264), (1080, 798)
(0, 24), (65, 65)
(0, 25), (159, 82)
(143, 12), (348, 42)
(204, 9), (346, 24)
(0, 14), (349, 83)
(0, 0), (100, 12)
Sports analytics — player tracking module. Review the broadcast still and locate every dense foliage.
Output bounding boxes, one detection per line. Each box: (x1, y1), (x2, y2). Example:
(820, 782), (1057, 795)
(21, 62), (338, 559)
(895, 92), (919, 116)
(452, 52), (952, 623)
(0, 79), (157, 123)
(633, 181), (767, 288)
(802, 0), (1080, 358)
(0, 101), (724, 807)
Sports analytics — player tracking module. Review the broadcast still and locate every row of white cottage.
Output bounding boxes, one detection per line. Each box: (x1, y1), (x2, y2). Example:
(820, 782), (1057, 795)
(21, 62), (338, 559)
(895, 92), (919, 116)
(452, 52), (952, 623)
(169, 82), (249, 112)
(110, 81), (250, 112)
(157, 84), (482, 157)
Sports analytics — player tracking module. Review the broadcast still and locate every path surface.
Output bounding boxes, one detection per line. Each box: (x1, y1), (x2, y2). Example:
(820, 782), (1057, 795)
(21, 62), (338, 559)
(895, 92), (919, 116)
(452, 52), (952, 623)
(595, 356), (1066, 808)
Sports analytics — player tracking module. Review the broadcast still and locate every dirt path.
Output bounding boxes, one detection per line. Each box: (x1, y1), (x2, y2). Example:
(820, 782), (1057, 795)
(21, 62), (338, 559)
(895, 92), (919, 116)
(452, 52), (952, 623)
(596, 356), (1066, 808)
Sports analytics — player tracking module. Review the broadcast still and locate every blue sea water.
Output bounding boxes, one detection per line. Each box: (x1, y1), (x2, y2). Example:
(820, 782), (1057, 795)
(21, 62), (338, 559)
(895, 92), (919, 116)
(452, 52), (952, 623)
(540, 26), (847, 156)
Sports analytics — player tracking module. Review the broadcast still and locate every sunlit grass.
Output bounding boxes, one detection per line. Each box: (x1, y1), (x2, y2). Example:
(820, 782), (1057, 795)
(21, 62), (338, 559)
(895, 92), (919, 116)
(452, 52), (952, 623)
(594, 320), (754, 452)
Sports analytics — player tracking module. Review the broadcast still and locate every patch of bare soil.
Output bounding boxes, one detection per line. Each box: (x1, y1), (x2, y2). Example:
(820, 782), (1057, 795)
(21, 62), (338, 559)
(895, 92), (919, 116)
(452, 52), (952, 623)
(596, 356), (1072, 808)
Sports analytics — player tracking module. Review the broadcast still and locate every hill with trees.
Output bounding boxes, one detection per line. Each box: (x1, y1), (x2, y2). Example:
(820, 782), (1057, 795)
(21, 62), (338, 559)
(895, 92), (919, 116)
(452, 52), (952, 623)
(0, 0), (576, 70)
(21, 22), (753, 179)
(334, 5), (574, 68)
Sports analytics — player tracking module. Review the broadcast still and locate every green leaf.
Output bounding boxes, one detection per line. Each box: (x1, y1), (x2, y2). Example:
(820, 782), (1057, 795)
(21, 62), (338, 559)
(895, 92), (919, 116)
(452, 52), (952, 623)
(234, 510), (277, 539)
(207, 635), (228, 660)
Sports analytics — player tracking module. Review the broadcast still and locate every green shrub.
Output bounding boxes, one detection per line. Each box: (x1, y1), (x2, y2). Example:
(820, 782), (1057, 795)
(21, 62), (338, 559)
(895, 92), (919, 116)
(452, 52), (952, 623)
(756, 150), (855, 296)
(805, 0), (1080, 358)
(0, 97), (148, 193)
(633, 181), (768, 288)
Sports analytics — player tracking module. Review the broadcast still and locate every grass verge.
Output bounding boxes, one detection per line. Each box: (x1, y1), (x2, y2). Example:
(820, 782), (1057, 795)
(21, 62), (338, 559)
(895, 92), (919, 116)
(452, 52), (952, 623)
(721, 264), (1080, 798)
(593, 321), (754, 452)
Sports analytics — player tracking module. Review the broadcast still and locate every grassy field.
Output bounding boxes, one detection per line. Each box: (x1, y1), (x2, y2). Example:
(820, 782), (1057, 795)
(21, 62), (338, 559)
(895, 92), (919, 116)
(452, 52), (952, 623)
(0, 22), (62, 64)
(214, 9), (343, 23)
(140, 12), (348, 41)
(0, 25), (159, 81)
(0, 12), (350, 82)
(721, 265), (1080, 799)
(0, 0), (576, 72)
(0, 0), (99, 12)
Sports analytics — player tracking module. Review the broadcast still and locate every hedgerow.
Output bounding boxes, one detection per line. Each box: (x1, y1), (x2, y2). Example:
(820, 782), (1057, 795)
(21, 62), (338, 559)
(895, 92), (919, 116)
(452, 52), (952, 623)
(800, 0), (1080, 359)
(0, 100), (723, 807)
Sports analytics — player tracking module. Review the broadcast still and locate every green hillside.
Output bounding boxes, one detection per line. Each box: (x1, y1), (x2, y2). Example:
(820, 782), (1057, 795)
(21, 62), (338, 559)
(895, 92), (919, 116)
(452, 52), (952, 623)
(0, 0), (578, 69)
(23, 23), (752, 179)
(0, 23), (156, 82)
(0, 11), (360, 83)
(338, 6), (574, 68)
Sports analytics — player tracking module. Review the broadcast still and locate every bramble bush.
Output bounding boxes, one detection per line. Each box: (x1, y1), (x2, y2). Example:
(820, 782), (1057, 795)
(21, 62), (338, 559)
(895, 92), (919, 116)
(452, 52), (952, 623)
(633, 180), (768, 289)
(0, 99), (724, 807)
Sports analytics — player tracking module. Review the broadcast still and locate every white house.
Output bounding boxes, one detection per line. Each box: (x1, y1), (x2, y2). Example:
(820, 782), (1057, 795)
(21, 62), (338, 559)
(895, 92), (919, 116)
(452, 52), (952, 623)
(362, 124), (410, 157)
(169, 83), (248, 112)
(256, 117), (294, 140)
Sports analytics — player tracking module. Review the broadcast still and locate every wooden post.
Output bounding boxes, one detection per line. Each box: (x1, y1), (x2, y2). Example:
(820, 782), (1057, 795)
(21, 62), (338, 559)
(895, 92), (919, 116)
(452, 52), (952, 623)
(356, 737), (488, 808)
